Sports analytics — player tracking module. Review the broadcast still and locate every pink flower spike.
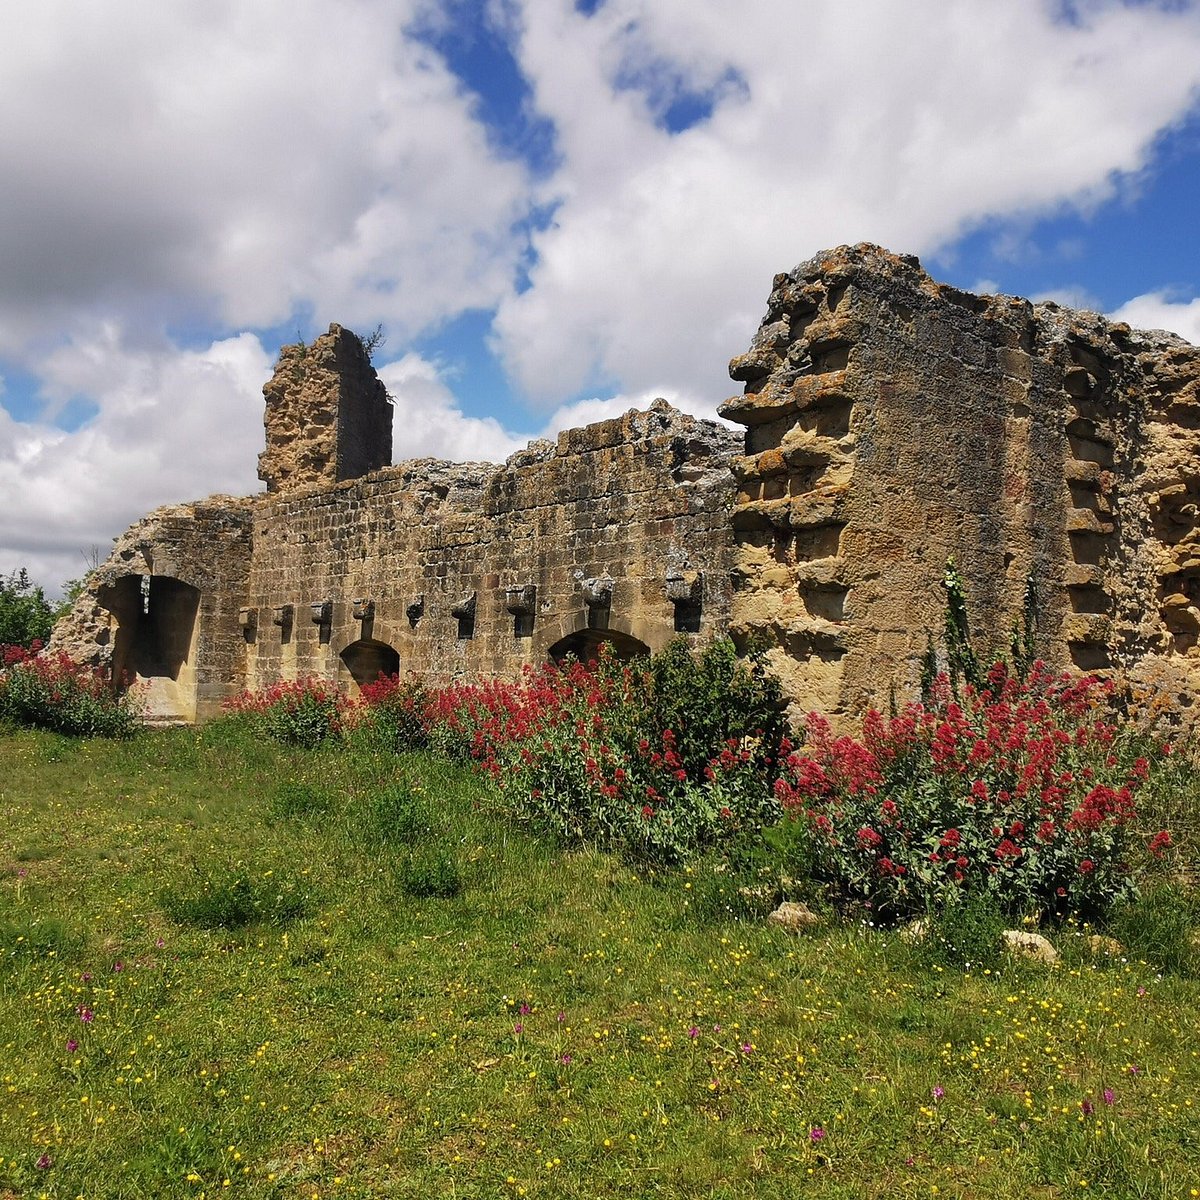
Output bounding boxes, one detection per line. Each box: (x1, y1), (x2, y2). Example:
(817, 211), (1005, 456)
(1081, 1099), (1094, 1116)
(809, 1127), (826, 1143)
(35, 1154), (52, 1169)
(1103, 1088), (1115, 1106)
(66, 1039), (78, 1053)
(688, 1026), (700, 1039)
(932, 1085), (944, 1101)
(513, 1022), (523, 1035)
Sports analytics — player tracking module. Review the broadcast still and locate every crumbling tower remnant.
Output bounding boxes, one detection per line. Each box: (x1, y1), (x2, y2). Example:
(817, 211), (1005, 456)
(721, 243), (1200, 721)
(257, 323), (392, 493)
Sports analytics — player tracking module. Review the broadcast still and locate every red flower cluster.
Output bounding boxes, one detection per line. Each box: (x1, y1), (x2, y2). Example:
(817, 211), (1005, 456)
(774, 663), (1171, 916)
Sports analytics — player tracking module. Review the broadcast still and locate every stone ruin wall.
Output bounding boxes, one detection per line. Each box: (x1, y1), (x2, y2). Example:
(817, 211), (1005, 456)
(50, 245), (1200, 725)
(52, 498), (253, 723)
(242, 400), (738, 696)
(721, 243), (1200, 720)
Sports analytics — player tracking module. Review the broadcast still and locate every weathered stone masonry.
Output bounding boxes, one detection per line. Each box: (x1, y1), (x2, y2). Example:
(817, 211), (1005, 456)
(721, 244), (1200, 720)
(52, 245), (1200, 724)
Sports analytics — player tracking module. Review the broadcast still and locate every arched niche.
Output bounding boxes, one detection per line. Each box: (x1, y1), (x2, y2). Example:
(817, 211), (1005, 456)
(340, 638), (400, 692)
(102, 574), (201, 723)
(547, 627), (651, 665)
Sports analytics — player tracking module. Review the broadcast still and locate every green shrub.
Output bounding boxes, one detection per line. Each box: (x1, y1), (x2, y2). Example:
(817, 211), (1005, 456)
(775, 664), (1171, 920)
(365, 782), (435, 844)
(394, 638), (786, 864)
(0, 648), (136, 738)
(917, 889), (1007, 971)
(1109, 884), (1198, 976)
(395, 848), (462, 899)
(162, 864), (311, 929)
(223, 679), (348, 747)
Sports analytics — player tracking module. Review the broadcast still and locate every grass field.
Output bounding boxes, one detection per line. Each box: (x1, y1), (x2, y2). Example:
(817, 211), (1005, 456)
(1, 722), (1198, 1199)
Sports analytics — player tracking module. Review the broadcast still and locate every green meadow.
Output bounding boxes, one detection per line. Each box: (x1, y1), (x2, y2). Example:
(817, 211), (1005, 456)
(1, 723), (1198, 1199)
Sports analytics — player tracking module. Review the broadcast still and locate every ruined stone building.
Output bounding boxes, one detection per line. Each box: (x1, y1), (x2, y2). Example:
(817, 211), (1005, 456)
(52, 245), (1200, 724)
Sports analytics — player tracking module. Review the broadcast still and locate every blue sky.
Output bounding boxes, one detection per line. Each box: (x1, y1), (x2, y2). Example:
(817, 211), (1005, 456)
(2, 0), (1200, 592)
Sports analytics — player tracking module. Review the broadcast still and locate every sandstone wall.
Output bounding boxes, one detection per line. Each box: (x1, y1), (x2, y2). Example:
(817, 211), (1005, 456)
(258, 324), (392, 493)
(721, 243), (1200, 719)
(242, 400), (739, 690)
(49, 498), (253, 722)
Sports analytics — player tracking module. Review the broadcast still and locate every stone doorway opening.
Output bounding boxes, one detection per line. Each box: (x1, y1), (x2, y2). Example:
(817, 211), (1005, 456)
(340, 638), (400, 692)
(547, 628), (650, 665)
(103, 574), (201, 723)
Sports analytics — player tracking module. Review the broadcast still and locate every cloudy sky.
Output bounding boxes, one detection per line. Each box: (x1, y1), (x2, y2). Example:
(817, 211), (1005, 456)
(3, 0), (1200, 593)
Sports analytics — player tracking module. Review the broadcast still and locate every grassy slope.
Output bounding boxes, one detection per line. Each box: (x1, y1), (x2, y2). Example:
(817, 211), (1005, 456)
(0, 724), (1197, 1199)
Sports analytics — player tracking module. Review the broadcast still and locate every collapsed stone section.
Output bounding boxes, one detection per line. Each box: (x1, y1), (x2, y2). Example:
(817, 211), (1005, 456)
(720, 242), (1200, 719)
(50, 498), (253, 723)
(258, 323), (392, 493)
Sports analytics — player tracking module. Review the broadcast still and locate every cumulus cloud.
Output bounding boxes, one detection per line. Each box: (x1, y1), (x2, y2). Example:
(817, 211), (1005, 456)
(1109, 291), (1200, 345)
(0, 331), (270, 592)
(493, 0), (1200, 404)
(0, 0), (529, 357)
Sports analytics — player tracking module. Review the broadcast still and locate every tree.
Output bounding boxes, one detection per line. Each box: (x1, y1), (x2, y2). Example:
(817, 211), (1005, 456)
(0, 568), (56, 649)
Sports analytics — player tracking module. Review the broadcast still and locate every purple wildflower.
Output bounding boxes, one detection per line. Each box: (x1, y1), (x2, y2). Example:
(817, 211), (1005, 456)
(35, 1154), (52, 1169)
(1081, 1099), (1094, 1116)
(810, 1127), (826, 1143)
(513, 1022), (524, 1035)
(1103, 1088), (1115, 1106)
(932, 1086), (944, 1101)
(66, 1039), (78, 1053)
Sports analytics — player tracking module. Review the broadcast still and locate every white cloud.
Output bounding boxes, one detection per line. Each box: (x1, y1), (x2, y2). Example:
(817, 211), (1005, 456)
(1109, 291), (1200, 345)
(379, 353), (530, 462)
(494, 0), (1200, 404)
(0, 330), (271, 593)
(0, 1), (529, 357)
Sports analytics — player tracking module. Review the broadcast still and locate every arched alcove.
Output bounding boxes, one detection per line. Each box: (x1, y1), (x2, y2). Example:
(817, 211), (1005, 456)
(547, 627), (651, 665)
(340, 638), (400, 691)
(102, 574), (201, 723)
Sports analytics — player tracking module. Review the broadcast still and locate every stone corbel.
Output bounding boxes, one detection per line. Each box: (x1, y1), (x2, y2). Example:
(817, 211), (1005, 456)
(665, 570), (701, 604)
(272, 604), (294, 638)
(581, 576), (614, 610)
(406, 594), (425, 624)
(238, 606), (258, 633)
(310, 599), (332, 625)
(505, 584), (536, 615)
(352, 597), (375, 621)
(450, 592), (476, 619)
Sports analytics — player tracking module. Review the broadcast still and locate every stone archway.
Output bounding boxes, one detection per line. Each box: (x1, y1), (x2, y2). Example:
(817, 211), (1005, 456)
(547, 627), (651, 665)
(103, 574), (201, 723)
(339, 638), (400, 692)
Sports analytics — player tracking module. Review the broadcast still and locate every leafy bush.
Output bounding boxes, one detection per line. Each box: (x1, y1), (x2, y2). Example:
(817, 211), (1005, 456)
(224, 678), (348, 747)
(918, 889), (1007, 971)
(0, 646), (137, 737)
(374, 638), (785, 864)
(0, 568), (55, 649)
(364, 781), (435, 844)
(162, 864), (310, 929)
(774, 663), (1172, 920)
(354, 673), (429, 750)
(1109, 884), (1198, 976)
(395, 848), (462, 899)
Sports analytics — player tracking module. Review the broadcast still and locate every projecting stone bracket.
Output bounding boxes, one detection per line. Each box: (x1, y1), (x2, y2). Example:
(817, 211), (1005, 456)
(351, 597), (375, 621)
(239, 606), (258, 643)
(581, 576), (614, 630)
(666, 570), (703, 633)
(406, 594), (425, 626)
(451, 592), (476, 640)
(310, 599), (333, 644)
(272, 604), (294, 642)
(506, 584), (536, 639)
